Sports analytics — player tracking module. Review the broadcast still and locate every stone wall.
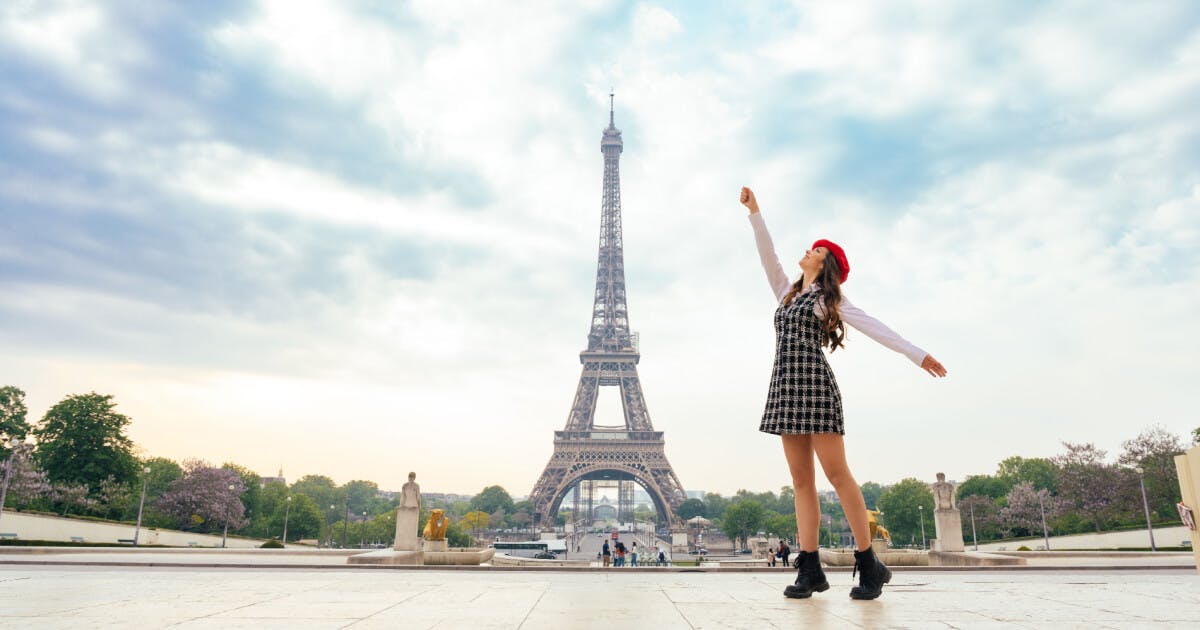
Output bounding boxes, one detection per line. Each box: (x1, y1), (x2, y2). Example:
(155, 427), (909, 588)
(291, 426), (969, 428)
(973, 526), (1189, 551)
(0, 511), (265, 548)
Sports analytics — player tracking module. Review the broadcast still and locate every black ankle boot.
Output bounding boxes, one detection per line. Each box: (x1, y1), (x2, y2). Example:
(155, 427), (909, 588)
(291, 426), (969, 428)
(783, 550), (829, 599)
(849, 547), (892, 600)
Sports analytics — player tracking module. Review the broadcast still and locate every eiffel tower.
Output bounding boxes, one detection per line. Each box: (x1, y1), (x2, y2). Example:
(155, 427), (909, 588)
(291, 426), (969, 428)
(529, 96), (686, 530)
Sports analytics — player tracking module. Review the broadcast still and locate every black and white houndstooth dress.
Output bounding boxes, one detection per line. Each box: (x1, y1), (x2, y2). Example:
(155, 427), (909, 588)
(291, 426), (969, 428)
(759, 287), (844, 435)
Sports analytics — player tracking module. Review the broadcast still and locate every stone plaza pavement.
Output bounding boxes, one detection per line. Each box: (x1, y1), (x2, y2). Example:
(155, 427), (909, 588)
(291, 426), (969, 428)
(0, 563), (1197, 629)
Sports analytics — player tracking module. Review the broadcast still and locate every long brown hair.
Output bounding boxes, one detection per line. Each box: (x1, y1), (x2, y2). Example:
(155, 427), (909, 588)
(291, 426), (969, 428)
(781, 255), (846, 352)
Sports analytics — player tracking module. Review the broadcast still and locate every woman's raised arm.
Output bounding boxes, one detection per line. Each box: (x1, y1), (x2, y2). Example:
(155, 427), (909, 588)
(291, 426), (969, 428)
(740, 187), (792, 302)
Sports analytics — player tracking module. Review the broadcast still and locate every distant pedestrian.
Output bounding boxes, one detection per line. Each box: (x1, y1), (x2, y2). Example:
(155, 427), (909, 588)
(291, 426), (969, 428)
(780, 542), (790, 569)
(658, 549), (666, 565)
(602, 540), (611, 568)
(614, 541), (626, 567)
(631, 541), (639, 567)
(738, 187), (947, 600)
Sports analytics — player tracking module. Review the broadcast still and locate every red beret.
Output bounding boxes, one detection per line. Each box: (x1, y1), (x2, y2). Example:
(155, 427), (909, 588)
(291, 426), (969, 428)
(811, 239), (850, 284)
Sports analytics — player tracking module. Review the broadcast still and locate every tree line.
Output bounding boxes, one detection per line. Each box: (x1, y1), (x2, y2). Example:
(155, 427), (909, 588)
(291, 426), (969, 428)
(658, 425), (1197, 549)
(0, 387), (537, 547)
(2, 386), (1195, 549)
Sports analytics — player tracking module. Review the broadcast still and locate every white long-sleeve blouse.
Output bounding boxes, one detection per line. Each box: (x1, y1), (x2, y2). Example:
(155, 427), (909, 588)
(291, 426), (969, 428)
(749, 212), (928, 366)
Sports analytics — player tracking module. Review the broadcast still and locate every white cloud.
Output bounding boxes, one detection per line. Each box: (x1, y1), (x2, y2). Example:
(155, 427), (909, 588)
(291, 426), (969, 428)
(3, 1), (1200, 496)
(0, 1), (146, 101)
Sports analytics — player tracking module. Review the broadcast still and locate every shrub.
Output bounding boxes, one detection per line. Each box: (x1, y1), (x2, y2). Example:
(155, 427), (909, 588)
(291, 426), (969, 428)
(260, 539), (284, 549)
(1016, 545), (1031, 551)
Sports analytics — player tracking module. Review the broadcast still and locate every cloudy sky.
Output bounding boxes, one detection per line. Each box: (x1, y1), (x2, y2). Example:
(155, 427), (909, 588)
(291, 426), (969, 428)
(2, 1), (1198, 498)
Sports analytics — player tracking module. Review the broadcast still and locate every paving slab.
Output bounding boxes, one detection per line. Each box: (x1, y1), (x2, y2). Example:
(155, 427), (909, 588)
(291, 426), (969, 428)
(0, 565), (1197, 629)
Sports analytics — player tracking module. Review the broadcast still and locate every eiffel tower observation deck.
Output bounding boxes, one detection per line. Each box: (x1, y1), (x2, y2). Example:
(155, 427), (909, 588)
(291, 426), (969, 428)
(529, 96), (687, 531)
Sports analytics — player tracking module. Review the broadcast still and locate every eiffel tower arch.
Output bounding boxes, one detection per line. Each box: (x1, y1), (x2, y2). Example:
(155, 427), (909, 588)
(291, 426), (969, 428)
(529, 96), (686, 530)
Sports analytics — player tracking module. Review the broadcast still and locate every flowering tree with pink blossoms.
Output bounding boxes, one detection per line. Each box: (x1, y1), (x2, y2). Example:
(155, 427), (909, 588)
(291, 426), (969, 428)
(155, 460), (247, 533)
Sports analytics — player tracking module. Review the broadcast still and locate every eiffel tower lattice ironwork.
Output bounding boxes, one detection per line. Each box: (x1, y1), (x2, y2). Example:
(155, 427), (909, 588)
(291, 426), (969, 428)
(529, 96), (686, 530)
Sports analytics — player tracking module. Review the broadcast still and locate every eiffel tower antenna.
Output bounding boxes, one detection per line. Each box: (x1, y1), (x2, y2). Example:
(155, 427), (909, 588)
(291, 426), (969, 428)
(529, 96), (686, 533)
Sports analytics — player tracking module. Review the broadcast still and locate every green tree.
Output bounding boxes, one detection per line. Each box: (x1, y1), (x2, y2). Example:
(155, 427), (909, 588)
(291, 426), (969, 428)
(272, 493), (322, 541)
(677, 498), (706, 520)
(291, 475), (343, 520)
(764, 512), (797, 540)
(1, 385), (30, 459)
(778, 485), (796, 514)
(445, 520), (470, 547)
(720, 499), (766, 550)
(703, 492), (729, 520)
(470, 485), (514, 515)
(259, 482), (289, 535)
(859, 482), (882, 510)
(955, 475), (1011, 501)
(958, 495), (1003, 543)
(139, 457), (184, 528)
(223, 463), (263, 532)
(996, 456), (1058, 493)
(342, 479), (379, 515)
(877, 478), (935, 547)
(33, 392), (137, 492)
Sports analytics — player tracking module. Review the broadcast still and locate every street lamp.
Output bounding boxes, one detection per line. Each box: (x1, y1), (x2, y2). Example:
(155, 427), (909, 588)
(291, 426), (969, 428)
(360, 511), (367, 548)
(281, 495), (292, 545)
(1135, 466), (1157, 552)
(0, 438), (23, 523)
(918, 505), (926, 550)
(1037, 492), (1051, 551)
(133, 465), (151, 547)
(222, 483), (235, 548)
(343, 504), (350, 548)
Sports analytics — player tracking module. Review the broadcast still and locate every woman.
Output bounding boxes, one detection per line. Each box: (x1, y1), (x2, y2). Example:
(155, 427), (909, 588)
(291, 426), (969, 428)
(738, 187), (947, 600)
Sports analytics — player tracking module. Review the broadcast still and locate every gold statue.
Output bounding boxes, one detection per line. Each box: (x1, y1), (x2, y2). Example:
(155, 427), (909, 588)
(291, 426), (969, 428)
(867, 509), (892, 544)
(423, 509), (449, 541)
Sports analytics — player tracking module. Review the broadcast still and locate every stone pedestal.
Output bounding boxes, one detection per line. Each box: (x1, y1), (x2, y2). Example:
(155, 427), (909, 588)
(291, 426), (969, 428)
(424, 539), (448, 552)
(932, 509), (965, 552)
(1175, 444), (1200, 574)
(870, 539), (889, 554)
(394, 506), (420, 552)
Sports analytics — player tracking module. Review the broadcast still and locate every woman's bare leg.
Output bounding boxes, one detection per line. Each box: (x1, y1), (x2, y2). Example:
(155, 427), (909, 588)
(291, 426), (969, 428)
(811, 434), (871, 551)
(781, 434), (820, 550)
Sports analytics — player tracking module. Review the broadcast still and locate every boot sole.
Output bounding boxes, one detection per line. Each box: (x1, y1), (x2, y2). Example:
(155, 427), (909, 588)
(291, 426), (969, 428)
(849, 567), (892, 600)
(784, 581), (829, 599)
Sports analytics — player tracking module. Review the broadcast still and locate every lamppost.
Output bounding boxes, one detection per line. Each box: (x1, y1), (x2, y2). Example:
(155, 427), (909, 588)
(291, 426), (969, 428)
(918, 505), (926, 550)
(969, 502), (978, 551)
(1135, 466), (1157, 551)
(824, 514), (833, 549)
(360, 511), (367, 548)
(1037, 492), (1051, 551)
(0, 438), (23, 523)
(329, 504), (336, 548)
(133, 465), (151, 547)
(343, 504), (350, 548)
(222, 483), (235, 548)
(281, 495), (292, 545)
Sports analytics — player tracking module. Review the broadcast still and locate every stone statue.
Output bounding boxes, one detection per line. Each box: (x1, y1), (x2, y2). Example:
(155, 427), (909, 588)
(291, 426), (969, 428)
(423, 509), (449, 541)
(932, 472), (956, 511)
(394, 472), (421, 552)
(401, 472), (421, 509)
(929, 471), (965, 552)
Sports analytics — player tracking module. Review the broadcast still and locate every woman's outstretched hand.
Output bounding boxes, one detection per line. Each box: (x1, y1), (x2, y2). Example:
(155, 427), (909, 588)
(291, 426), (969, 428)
(740, 186), (759, 214)
(921, 355), (948, 378)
